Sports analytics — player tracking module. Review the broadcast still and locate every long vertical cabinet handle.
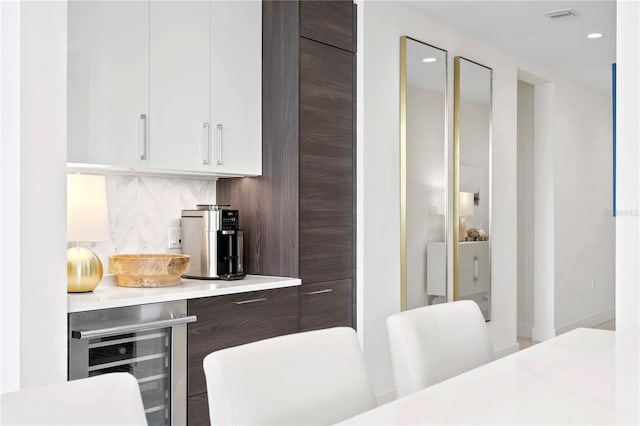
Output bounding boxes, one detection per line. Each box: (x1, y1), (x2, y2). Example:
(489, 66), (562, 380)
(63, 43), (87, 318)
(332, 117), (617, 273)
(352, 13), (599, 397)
(216, 124), (223, 165)
(138, 114), (147, 160)
(473, 256), (479, 281)
(202, 123), (210, 165)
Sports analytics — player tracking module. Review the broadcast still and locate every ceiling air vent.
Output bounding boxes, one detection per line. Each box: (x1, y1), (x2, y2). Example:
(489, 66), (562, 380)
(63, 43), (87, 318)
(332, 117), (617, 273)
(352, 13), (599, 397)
(544, 8), (577, 19)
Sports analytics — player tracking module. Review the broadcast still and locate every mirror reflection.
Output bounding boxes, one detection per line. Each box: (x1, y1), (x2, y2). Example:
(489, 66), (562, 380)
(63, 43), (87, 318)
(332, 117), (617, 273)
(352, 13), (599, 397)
(453, 56), (492, 320)
(400, 37), (447, 310)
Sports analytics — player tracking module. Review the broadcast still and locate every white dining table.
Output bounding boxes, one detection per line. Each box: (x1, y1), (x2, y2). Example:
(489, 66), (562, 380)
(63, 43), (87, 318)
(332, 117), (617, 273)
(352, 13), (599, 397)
(340, 328), (639, 425)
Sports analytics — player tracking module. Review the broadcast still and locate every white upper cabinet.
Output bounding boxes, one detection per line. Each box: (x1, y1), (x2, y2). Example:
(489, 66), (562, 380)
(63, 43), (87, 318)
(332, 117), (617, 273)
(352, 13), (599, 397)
(149, 1), (210, 172)
(68, 1), (150, 168)
(209, 1), (262, 176)
(67, 1), (262, 177)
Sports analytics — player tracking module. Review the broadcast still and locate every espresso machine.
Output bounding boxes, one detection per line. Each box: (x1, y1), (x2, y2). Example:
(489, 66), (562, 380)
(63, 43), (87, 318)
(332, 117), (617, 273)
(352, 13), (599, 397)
(181, 205), (245, 280)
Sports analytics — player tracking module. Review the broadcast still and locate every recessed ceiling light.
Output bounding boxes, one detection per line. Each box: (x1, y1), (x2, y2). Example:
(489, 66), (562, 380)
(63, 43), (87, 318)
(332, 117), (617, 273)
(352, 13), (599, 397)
(587, 33), (603, 39)
(422, 57), (437, 63)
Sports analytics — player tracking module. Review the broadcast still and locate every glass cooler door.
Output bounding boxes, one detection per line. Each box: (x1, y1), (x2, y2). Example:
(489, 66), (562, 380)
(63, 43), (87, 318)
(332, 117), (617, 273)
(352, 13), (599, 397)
(87, 328), (172, 425)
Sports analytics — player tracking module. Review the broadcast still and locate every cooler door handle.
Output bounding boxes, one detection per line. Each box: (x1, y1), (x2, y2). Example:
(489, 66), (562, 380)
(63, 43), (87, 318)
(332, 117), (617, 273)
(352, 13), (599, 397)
(71, 315), (197, 340)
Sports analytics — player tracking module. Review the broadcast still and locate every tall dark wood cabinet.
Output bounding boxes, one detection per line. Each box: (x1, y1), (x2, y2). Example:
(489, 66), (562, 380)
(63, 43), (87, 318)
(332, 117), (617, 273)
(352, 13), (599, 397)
(217, 0), (357, 331)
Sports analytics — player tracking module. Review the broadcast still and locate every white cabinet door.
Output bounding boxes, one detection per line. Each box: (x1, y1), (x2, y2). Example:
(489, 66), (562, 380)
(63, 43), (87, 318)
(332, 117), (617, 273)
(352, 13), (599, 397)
(68, 0), (261, 177)
(209, 1), (262, 176)
(149, 1), (210, 172)
(68, 1), (149, 168)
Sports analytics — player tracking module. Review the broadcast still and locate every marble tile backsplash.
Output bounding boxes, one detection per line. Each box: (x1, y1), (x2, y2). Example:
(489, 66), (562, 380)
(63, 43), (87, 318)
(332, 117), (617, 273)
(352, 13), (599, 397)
(90, 175), (216, 271)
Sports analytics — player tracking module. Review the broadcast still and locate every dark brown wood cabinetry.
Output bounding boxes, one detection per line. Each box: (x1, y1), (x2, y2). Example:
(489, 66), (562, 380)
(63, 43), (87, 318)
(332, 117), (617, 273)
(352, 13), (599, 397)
(300, 1), (355, 52)
(186, 287), (300, 425)
(299, 38), (354, 285)
(217, 0), (357, 331)
(300, 279), (352, 331)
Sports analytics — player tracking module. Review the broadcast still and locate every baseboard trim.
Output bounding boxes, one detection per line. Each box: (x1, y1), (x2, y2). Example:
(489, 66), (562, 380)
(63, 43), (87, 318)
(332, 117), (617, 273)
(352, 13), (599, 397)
(494, 343), (519, 358)
(555, 307), (615, 335)
(517, 322), (531, 338)
(375, 388), (396, 405)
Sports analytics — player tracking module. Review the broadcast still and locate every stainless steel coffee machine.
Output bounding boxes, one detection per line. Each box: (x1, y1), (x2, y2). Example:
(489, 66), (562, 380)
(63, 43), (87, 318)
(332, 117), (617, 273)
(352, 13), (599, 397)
(181, 205), (245, 280)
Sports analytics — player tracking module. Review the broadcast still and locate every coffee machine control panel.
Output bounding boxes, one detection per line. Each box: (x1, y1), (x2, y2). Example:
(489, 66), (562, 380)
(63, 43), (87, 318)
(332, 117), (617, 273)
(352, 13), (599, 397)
(220, 210), (239, 231)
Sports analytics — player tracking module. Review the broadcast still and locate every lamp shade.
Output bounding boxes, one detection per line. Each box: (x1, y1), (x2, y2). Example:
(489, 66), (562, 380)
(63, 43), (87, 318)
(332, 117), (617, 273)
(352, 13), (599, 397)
(459, 192), (475, 217)
(67, 174), (110, 242)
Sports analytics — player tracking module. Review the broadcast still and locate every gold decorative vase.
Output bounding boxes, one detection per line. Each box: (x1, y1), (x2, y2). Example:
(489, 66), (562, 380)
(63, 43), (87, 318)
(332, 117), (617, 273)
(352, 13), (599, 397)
(67, 246), (103, 293)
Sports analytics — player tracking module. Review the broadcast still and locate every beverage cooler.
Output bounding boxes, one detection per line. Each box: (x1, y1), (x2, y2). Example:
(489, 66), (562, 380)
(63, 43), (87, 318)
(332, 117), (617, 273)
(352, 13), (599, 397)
(68, 301), (196, 425)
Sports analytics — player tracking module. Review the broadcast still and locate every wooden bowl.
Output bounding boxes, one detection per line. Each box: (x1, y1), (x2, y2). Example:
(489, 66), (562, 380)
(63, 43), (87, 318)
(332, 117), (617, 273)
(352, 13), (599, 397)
(109, 254), (191, 288)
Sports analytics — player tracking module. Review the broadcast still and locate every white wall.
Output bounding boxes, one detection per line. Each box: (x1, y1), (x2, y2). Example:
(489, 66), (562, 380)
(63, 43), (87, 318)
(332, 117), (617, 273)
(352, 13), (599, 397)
(517, 66), (614, 338)
(614, 3), (640, 417)
(616, 0), (640, 333)
(18, 1), (68, 388)
(531, 81), (556, 341)
(517, 80), (534, 338)
(1, 1), (68, 391)
(553, 81), (615, 332)
(359, 1), (615, 399)
(359, 1), (519, 400)
(1, 0), (21, 393)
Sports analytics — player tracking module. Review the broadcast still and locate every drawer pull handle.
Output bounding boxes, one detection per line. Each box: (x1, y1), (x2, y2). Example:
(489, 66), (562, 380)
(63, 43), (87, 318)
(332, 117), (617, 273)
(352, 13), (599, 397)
(473, 256), (479, 281)
(233, 297), (267, 305)
(304, 289), (333, 296)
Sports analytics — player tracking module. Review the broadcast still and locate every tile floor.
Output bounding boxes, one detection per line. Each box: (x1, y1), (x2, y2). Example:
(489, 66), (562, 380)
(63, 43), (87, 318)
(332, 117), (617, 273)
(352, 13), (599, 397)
(517, 319), (616, 350)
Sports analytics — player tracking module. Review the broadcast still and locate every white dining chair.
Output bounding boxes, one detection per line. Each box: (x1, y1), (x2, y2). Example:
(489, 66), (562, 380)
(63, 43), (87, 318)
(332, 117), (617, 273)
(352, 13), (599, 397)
(203, 327), (377, 425)
(1, 373), (147, 425)
(387, 300), (495, 398)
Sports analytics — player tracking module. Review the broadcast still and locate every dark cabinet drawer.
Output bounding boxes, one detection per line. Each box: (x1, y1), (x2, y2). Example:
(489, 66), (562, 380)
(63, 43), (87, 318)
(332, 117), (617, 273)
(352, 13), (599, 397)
(300, 0), (355, 52)
(187, 286), (300, 397)
(300, 279), (352, 331)
(187, 393), (209, 426)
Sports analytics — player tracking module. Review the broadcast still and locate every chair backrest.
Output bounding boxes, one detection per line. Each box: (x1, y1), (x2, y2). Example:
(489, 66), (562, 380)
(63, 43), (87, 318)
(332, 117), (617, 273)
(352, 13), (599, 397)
(387, 300), (495, 398)
(203, 327), (377, 425)
(1, 373), (147, 425)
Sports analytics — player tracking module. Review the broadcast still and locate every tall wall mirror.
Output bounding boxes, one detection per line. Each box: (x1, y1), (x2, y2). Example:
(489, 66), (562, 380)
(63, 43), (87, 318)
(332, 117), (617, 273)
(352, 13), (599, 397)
(400, 37), (448, 311)
(453, 56), (492, 321)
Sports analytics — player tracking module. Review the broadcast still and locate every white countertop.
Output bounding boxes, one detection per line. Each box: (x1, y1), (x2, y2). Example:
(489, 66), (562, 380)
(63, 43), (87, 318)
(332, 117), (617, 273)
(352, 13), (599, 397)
(68, 274), (301, 313)
(340, 328), (639, 425)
